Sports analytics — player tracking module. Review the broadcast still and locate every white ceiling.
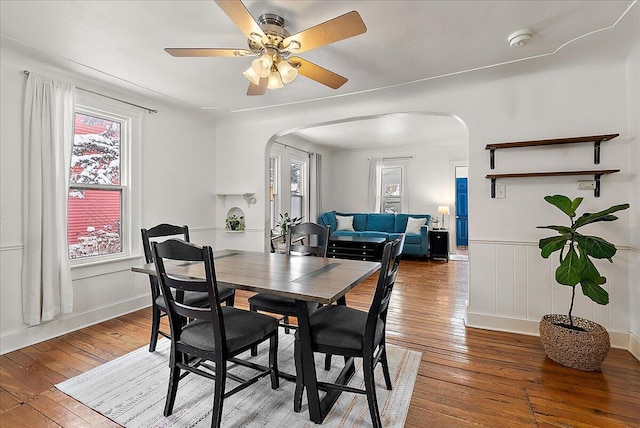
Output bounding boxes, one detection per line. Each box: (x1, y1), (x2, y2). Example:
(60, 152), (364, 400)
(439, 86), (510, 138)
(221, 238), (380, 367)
(1, 0), (637, 148)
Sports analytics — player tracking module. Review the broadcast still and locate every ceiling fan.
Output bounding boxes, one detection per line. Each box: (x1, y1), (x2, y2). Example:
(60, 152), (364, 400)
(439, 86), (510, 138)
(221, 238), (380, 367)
(165, 0), (367, 96)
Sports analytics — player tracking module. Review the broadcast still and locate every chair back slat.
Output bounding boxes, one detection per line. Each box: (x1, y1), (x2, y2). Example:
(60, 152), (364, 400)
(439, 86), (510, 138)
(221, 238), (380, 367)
(153, 239), (225, 347)
(142, 223), (190, 263)
(286, 222), (330, 257)
(365, 235), (404, 346)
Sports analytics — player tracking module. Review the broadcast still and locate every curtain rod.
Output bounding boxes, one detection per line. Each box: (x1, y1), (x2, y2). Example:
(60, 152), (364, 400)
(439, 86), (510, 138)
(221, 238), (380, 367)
(23, 70), (158, 114)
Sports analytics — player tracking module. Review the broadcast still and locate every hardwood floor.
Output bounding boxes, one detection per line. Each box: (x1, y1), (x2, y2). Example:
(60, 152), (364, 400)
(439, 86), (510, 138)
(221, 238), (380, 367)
(1, 259), (639, 427)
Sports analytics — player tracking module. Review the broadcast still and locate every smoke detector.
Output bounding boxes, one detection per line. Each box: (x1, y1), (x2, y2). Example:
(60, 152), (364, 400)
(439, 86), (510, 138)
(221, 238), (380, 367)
(508, 29), (533, 48)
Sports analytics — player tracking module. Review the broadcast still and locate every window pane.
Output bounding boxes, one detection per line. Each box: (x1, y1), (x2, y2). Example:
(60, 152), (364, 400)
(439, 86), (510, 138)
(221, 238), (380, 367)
(290, 161), (302, 195)
(68, 188), (122, 259)
(70, 113), (121, 185)
(382, 198), (401, 213)
(291, 195), (303, 221)
(381, 167), (401, 196)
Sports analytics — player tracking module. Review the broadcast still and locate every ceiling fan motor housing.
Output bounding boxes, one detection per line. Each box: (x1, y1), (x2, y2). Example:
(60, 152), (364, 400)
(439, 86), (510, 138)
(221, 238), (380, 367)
(247, 13), (290, 54)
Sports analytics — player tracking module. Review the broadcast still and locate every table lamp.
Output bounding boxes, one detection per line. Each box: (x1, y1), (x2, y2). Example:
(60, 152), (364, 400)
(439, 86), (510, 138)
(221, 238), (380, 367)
(438, 206), (450, 229)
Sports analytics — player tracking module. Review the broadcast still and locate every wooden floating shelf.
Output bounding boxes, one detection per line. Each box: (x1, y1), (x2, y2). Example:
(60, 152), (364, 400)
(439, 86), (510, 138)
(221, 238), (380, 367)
(486, 169), (620, 198)
(485, 133), (618, 169)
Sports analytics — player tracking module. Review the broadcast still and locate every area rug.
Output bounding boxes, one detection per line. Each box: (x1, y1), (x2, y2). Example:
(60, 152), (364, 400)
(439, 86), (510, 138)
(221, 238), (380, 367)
(56, 332), (421, 427)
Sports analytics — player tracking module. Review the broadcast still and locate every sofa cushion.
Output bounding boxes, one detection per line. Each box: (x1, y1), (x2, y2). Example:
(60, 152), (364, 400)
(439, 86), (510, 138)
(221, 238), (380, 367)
(366, 214), (395, 233)
(405, 217), (426, 234)
(319, 211), (337, 233)
(335, 214), (354, 231)
(395, 213), (430, 233)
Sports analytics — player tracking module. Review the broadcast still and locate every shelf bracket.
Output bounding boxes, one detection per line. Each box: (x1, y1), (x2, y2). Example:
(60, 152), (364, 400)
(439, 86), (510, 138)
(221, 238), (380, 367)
(490, 177), (496, 198)
(594, 139), (602, 165)
(594, 174), (602, 198)
(489, 148), (495, 169)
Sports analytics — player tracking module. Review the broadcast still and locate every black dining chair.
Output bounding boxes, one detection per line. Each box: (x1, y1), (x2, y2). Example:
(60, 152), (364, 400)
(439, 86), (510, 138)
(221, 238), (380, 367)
(141, 223), (235, 352)
(153, 238), (279, 428)
(293, 235), (404, 428)
(248, 222), (330, 352)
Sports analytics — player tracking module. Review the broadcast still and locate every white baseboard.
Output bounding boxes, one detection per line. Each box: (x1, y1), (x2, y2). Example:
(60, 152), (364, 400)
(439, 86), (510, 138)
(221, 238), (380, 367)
(0, 296), (150, 355)
(465, 311), (630, 351)
(630, 332), (640, 361)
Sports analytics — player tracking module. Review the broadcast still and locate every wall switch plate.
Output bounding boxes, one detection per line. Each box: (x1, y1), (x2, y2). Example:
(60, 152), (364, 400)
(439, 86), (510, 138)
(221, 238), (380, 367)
(578, 180), (596, 190)
(496, 184), (506, 199)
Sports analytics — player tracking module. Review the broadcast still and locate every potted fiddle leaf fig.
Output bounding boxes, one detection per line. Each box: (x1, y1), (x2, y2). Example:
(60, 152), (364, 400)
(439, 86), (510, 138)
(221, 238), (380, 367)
(537, 194), (629, 371)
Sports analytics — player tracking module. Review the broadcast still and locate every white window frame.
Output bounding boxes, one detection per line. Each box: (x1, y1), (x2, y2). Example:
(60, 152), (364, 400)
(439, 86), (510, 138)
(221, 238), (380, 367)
(379, 159), (408, 213)
(69, 94), (141, 275)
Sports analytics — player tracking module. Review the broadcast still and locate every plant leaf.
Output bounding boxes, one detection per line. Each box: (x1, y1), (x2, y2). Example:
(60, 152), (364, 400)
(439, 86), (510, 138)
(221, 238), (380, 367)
(578, 251), (606, 284)
(536, 225), (573, 234)
(580, 279), (609, 305)
(574, 203), (629, 228)
(575, 234), (617, 261)
(555, 246), (581, 286)
(544, 195), (581, 218)
(538, 236), (567, 258)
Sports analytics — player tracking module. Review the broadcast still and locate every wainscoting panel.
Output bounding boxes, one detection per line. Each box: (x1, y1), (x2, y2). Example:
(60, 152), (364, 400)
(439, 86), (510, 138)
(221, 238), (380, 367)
(467, 240), (631, 347)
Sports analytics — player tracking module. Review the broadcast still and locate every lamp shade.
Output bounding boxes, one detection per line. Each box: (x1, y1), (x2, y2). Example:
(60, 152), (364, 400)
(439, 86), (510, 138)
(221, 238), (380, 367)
(438, 206), (450, 215)
(267, 70), (284, 89)
(251, 54), (273, 78)
(277, 60), (298, 84)
(242, 66), (262, 85)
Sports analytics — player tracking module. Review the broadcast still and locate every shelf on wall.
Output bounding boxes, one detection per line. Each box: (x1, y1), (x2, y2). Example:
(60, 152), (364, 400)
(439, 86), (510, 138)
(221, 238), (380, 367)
(485, 134), (619, 169)
(216, 193), (257, 206)
(486, 169), (620, 198)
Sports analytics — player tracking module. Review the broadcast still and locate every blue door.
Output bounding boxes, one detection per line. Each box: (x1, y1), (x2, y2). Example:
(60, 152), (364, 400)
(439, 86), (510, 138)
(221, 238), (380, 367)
(456, 178), (468, 246)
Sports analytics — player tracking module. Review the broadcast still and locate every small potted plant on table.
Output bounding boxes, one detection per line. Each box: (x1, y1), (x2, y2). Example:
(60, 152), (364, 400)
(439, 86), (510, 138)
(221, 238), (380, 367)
(537, 194), (629, 371)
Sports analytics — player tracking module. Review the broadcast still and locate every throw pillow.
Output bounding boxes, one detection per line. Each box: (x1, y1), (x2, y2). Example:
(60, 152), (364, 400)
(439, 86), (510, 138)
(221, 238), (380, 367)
(405, 217), (425, 234)
(336, 215), (354, 231)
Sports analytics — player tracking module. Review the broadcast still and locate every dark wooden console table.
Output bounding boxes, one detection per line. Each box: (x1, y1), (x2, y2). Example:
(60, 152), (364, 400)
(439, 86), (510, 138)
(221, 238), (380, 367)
(328, 236), (387, 261)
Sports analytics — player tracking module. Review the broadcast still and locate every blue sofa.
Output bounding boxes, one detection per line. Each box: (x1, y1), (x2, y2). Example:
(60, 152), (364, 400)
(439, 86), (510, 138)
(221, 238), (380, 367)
(318, 211), (432, 257)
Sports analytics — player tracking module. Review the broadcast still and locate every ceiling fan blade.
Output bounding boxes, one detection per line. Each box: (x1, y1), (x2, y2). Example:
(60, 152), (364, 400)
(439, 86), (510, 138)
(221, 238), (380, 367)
(283, 11), (366, 54)
(290, 57), (348, 89)
(164, 48), (255, 57)
(214, 0), (267, 44)
(247, 77), (268, 96)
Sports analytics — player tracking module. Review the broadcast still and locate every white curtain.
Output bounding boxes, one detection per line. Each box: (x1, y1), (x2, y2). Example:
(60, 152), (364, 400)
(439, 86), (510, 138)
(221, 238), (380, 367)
(368, 158), (382, 212)
(22, 73), (75, 325)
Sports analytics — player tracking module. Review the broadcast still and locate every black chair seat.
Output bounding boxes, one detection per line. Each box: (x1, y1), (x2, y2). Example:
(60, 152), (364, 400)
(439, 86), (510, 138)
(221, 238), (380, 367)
(306, 305), (384, 353)
(180, 307), (278, 354)
(248, 293), (297, 316)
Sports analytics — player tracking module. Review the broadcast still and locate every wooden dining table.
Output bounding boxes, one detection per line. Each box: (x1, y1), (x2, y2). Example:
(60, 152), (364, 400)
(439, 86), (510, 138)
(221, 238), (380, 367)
(131, 249), (380, 424)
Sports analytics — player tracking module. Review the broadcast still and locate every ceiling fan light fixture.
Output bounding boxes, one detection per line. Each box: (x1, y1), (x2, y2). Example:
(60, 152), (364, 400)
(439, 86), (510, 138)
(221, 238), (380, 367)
(242, 66), (262, 85)
(277, 59), (298, 83)
(267, 70), (284, 89)
(285, 40), (301, 52)
(251, 53), (273, 78)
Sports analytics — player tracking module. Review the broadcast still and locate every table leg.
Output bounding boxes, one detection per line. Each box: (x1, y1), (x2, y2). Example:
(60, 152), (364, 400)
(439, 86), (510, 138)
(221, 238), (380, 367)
(294, 300), (323, 423)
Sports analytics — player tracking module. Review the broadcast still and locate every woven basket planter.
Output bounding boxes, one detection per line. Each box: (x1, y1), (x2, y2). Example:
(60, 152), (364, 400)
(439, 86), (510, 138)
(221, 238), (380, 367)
(539, 314), (610, 371)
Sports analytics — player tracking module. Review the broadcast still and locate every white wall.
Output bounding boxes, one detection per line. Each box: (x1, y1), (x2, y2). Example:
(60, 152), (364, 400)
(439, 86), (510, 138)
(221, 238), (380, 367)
(626, 36), (640, 359)
(214, 40), (637, 353)
(325, 140), (467, 215)
(0, 44), (218, 353)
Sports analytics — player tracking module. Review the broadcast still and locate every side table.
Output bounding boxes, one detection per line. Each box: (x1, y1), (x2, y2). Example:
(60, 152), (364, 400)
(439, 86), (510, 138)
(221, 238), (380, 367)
(429, 229), (449, 262)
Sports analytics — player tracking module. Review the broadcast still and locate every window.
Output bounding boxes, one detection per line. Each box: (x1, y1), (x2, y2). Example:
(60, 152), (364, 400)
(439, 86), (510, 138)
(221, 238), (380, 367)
(67, 100), (139, 262)
(290, 160), (304, 221)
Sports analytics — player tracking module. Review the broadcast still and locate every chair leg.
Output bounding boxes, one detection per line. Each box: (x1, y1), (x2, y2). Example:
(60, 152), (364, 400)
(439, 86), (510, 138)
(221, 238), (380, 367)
(163, 359), (180, 416)
(293, 336), (304, 413)
(226, 293), (235, 307)
(250, 304), (258, 356)
(283, 315), (290, 334)
(211, 360), (226, 428)
(149, 305), (162, 352)
(363, 354), (383, 428)
(269, 333), (279, 390)
(324, 354), (332, 370)
(380, 344), (393, 390)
